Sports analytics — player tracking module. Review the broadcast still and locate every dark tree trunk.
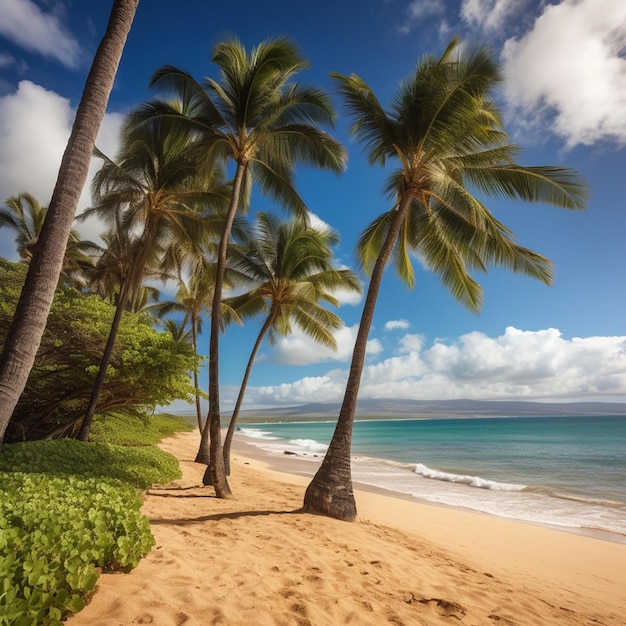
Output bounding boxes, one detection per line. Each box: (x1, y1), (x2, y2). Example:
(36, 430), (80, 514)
(194, 308), (210, 464)
(77, 279), (132, 441)
(223, 313), (273, 475)
(191, 317), (203, 432)
(303, 200), (410, 520)
(195, 422), (211, 464)
(79, 211), (156, 441)
(201, 160), (247, 496)
(0, 0), (139, 445)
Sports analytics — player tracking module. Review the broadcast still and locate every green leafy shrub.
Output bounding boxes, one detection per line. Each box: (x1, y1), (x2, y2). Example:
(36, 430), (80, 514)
(89, 412), (195, 446)
(0, 439), (181, 489)
(0, 437), (184, 624)
(0, 258), (199, 442)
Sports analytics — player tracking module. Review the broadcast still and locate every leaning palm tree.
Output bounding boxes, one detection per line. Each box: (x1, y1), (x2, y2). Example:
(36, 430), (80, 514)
(222, 212), (361, 474)
(0, 192), (97, 288)
(141, 36), (346, 495)
(0, 0), (138, 445)
(76, 115), (227, 441)
(303, 38), (589, 521)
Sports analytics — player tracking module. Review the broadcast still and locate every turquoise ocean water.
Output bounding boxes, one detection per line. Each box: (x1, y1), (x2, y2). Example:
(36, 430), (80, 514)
(237, 415), (626, 540)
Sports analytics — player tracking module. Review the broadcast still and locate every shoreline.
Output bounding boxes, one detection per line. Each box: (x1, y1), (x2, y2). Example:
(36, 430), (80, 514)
(68, 429), (626, 625)
(232, 429), (626, 545)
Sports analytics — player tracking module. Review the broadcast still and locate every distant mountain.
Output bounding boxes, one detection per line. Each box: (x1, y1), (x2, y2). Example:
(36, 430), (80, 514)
(234, 398), (626, 422)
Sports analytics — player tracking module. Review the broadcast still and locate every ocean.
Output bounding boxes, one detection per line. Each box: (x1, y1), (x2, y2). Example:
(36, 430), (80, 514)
(236, 415), (626, 541)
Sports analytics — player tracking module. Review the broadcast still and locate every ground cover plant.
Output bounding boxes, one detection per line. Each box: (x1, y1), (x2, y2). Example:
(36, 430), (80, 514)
(0, 413), (190, 625)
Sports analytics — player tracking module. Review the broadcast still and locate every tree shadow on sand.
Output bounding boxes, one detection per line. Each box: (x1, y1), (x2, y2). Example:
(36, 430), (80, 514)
(148, 508), (301, 526)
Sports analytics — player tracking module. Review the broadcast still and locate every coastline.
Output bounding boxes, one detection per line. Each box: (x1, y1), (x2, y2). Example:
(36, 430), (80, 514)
(233, 428), (626, 545)
(67, 429), (626, 625)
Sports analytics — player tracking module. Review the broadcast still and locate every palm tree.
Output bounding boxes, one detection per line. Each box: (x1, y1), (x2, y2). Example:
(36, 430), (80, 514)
(0, 0), (139, 445)
(155, 213), (249, 463)
(303, 39), (589, 521)
(77, 115), (227, 441)
(150, 259), (225, 434)
(0, 193), (47, 262)
(0, 192), (97, 288)
(222, 212), (361, 474)
(141, 36), (347, 496)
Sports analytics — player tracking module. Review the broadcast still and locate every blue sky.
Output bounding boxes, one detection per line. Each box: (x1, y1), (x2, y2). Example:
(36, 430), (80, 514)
(1, 0), (625, 410)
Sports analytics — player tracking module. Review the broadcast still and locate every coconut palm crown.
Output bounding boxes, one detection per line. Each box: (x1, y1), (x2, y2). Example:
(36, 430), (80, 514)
(221, 211), (361, 473)
(303, 38), (588, 521)
(138, 36), (347, 496)
(76, 114), (228, 441)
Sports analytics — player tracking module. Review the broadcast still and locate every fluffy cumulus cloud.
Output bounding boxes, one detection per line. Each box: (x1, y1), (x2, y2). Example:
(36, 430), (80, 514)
(243, 326), (626, 405)
(269, 324), (383, 366)
(398, 333), (424, 353)
(0, 0), (80, 68)
(501, 0), (626, 147)
(385, 319), (410, 331)
(0, 81), (124, 257)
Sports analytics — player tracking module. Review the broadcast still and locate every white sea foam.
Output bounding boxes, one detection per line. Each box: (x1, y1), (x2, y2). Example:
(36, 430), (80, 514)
(413, 463), (526, 491)
(238, 429), (327, 457)
(238, 428), (280, 441)
(289, 438), (328, 454)
(236, 423), (626, 539)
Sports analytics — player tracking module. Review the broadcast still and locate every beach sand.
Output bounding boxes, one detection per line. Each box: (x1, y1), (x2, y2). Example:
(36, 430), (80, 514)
(68, 430), (626, 625)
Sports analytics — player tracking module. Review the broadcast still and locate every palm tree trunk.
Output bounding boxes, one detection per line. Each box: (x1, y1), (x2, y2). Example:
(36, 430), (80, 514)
(195, 421), (211, 464)
(79, 211), (156, 441)
(223, 313), (274, 475)
(0, 0), (138, 445)
(303, 200), (410, 520)
(191, 316), (203, 432)
(201, 160), (248, 496)
(77, 278), (132, 441)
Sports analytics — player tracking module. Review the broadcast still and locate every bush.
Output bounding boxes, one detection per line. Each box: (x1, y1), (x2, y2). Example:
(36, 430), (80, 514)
(0, 420), (187, 625)
(89, 412), (195, 446)
(0, 257), (199, 442)
(0, 474), (153, 625)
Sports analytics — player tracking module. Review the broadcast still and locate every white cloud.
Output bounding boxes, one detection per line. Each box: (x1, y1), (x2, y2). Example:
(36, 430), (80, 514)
(250, 374), (349, 406)
(385, 319), (410, 331)
(398, 333), (424, 353)
(501, 0), (626, 148)
(269, 324), (383, 366)
(399, 0), (445, 34)
(302, 211), (363, 307)
(407, 0), (444, 19)
(0, 81), (73, 205)
(0, 80), (124, 257)
(460, 0), (529, 33)
(330, 285), (363, 306)
(0, 0), (81, 68)
(243, 327), (626, 405)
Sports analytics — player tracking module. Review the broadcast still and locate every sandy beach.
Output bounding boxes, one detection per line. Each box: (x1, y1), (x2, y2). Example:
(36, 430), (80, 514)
(68, 430), (626, 625)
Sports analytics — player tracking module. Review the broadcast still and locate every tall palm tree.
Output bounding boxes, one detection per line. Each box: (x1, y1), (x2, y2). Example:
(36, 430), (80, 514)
(141, 36), (347, 496)
(151, 260), (227, 435)
(0, 192), (97, 289)
(0, 0), (139, 445)
(222, 212), (361, 474)
(303, 39), (589, 521)
(76, 115), (227, 441)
